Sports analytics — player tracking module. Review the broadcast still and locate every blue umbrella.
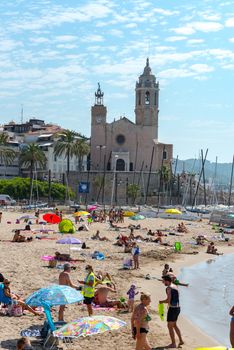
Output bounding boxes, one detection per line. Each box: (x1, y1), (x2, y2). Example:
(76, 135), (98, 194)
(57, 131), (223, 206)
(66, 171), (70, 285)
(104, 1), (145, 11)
(57, 237), (82, 244)
(25, 285), (83, 331)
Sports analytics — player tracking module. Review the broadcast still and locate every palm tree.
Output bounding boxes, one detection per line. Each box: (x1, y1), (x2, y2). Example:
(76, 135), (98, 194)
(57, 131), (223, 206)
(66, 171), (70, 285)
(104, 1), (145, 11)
(0, 133), (17, 175)
(74, 138), (90, 171)
(127, 183), (140, 204)
(20, 143), (47, 201)
(54, 130), (78, 174)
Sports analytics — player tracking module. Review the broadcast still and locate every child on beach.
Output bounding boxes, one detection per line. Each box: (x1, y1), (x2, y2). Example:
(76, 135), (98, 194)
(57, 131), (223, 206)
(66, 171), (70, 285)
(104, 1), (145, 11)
(132, 243), (140, 269)
(127, 284), (139, 312)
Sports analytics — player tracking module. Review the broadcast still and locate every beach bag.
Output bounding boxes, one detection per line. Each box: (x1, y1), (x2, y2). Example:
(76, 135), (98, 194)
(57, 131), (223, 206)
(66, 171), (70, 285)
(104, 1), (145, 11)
(8, 303), (23, 316)
(174, 242), (182, 252)
(49, 259), (57, 268)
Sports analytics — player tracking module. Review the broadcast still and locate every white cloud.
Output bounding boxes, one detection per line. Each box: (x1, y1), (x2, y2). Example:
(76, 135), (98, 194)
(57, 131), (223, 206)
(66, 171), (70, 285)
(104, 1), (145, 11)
(0, 39), (23, 51)
(153, 8), (179, 16)
(125, 23), (137, 28)
(109, 29), (123, 37)
(30, 37), (50, 44)
(172, 21), (223, 35)
(55, 35), (77, 42)
(225, 18), (234, 27)
(190, 63), (214, 73)
(187, 39), (204, 45)
(81, 34), (104, 42)
(166, 36), (187, 42)
(229, 38), (234, 43)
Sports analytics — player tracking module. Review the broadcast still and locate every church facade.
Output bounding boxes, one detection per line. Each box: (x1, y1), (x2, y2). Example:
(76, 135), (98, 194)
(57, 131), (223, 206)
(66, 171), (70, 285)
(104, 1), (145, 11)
(90, 59), (173, 173)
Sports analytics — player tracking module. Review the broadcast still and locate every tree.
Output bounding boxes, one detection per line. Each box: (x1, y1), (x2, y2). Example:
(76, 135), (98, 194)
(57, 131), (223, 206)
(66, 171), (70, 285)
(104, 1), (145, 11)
(127, 183), (140, 204)
(74, 138), (90, 171)
(54, 130), (83, 174)
(20, 143), (47, 200)
(0, 133), (17, 175)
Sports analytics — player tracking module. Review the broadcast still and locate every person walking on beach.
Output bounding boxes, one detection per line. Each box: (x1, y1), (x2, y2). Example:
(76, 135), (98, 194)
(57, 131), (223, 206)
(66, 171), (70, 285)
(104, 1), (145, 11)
(131, 292), (152, 350)
(58, 263), (78, 321)
(132, 242), (140, 269)
(229, 306), (234, 347)
(78, 265), (95, 316)
(159, 275), (184, 348)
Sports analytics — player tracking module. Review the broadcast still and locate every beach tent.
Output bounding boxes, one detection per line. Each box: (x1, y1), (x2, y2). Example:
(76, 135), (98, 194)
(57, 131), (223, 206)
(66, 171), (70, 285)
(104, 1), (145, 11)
(59, 219), (76, 234)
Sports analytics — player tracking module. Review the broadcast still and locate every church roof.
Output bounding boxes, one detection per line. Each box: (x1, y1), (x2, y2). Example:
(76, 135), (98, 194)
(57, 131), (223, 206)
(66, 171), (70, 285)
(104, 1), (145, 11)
(109, 116), (135, 125)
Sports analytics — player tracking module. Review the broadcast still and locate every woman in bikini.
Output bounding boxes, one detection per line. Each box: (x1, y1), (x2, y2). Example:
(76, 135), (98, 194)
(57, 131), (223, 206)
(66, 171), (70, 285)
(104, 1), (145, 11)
(131, 292), (152, 350)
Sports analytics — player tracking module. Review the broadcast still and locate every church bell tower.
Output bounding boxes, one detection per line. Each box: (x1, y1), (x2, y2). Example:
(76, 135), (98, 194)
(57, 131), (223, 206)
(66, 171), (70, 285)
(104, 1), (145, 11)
(91, 83), (107, 125)
(135, 58), (159, 139)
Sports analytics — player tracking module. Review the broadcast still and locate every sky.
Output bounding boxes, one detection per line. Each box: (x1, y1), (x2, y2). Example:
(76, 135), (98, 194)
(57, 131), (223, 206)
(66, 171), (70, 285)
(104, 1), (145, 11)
(0, 0), (233, 162)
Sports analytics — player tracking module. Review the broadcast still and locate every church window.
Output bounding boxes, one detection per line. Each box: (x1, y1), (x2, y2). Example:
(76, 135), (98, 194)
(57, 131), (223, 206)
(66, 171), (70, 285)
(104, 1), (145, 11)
(138, 92), (141, 105)
(163, 150), (167, 160)
(145, 91), (150, 105)
(154, 92), (157, 105)
(116, 134), (125, 145)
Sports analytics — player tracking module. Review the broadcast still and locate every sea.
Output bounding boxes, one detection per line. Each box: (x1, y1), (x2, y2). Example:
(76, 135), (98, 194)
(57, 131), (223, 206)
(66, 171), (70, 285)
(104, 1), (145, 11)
(179, 254), (234, 347)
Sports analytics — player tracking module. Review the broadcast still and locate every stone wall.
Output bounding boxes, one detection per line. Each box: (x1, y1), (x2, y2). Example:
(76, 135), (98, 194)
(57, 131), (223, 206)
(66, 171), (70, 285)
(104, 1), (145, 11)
(68, 171), (160, 205)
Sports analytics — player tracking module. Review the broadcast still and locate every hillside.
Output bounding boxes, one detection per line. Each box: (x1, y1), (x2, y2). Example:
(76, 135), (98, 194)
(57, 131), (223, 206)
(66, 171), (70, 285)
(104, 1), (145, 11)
(174, 159), (233, 188)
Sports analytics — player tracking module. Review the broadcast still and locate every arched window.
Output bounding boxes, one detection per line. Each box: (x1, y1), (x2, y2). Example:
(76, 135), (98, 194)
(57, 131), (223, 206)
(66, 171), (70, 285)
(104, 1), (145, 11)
(154, 92), (157, 105)
(145, 91), (150, 105)
(138, 92), (141, 105)
(116, 159), (125, 171)
(163, 150), (167, 160)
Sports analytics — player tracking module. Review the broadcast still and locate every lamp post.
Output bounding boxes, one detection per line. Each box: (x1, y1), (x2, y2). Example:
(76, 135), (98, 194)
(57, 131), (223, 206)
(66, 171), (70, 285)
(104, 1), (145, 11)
(96, 145), (106, 171)
(110, 155), (118, 207)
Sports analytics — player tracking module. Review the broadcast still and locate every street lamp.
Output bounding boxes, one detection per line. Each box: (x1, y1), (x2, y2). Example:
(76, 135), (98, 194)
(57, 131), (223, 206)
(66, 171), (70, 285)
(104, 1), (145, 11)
(96, 145), (106, 171)
(110, 155), (118, 206)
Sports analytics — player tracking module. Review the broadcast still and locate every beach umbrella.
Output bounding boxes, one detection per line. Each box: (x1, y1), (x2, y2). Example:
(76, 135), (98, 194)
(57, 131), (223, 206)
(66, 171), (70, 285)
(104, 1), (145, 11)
(25, 285), (84, 332)
(18, 215), (37, 220)
(73, 211), (89, 217)
(130, 215), (145, 220)
(53, 316), (126, 338)
(59, 219), (76, 233)
(87, 205), (97, 211)
(57, 237), (82, 244)
(26, 285), (83, 307)
(43, 213), (61, 224)
(165, 208), (182, 215)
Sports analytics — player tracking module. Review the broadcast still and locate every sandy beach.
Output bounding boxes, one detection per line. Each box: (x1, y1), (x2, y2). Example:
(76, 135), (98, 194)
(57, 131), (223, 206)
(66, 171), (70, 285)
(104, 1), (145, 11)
(0, 209), (233, 350)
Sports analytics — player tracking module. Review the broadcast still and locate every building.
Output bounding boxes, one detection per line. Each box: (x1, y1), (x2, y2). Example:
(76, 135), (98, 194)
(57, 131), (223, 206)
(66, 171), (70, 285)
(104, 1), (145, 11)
(90, 58), (173, 172)
(0, 119), (88, 180)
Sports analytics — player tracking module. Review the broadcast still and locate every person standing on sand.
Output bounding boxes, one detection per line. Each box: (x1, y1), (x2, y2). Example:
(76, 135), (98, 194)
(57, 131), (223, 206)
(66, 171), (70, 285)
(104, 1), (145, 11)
(132, 242), (140, 269)
(229, 306), (234, 347)
(131, 292), (152, 350)
(159, 275), (184, 348)
(58, 263), (78, 321)
(78, 265), (95, 316)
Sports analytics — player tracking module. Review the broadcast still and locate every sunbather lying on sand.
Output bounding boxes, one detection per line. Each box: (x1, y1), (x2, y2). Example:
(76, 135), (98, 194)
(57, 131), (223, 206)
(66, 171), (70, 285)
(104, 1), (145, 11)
(91, 230), (109, 241)
(12, 230), (33, 243)
(54, 252), (85, 262)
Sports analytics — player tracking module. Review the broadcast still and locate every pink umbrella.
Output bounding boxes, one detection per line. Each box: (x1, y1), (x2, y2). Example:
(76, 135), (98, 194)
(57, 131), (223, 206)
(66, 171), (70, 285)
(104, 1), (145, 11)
(87, 205), (97, 212)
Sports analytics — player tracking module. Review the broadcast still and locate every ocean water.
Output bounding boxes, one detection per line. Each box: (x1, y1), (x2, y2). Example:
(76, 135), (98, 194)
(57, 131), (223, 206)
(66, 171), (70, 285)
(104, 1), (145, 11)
(179, 254), (234, 347)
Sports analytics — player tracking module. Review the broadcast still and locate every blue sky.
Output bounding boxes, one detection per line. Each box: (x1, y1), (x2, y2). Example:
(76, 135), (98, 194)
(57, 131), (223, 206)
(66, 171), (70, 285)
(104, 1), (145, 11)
(0, 0), (233, 162)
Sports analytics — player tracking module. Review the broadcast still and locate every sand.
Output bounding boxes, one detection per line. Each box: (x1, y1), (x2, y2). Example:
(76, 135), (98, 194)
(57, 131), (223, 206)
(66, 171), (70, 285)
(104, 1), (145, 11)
(0, 209), (233, 350)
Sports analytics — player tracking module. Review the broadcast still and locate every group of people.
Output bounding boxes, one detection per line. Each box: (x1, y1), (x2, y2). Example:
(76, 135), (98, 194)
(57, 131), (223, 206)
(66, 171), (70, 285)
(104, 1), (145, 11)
(131, 274), (184, 350)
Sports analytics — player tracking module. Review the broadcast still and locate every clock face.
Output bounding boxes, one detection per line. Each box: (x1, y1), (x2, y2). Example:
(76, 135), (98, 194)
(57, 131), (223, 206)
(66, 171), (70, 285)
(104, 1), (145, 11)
(96, 116), (102, 123)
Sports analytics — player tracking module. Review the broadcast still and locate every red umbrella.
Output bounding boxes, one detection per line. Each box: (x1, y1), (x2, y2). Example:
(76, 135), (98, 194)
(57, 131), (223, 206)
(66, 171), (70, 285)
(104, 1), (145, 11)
(42, 213), (61, 224)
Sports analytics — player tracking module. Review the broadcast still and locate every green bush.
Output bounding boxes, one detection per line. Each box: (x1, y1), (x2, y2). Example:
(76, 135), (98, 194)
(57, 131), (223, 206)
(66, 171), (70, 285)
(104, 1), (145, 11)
(0, 177), (74, 200)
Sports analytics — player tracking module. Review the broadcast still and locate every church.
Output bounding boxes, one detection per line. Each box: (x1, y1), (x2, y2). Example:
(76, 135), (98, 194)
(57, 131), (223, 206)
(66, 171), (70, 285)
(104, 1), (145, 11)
(90, 58), (173, 173)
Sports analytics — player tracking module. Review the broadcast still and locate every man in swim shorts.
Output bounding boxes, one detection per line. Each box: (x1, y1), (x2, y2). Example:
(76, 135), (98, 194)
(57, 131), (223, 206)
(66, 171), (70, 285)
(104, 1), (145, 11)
(159, 275), (184, 348)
